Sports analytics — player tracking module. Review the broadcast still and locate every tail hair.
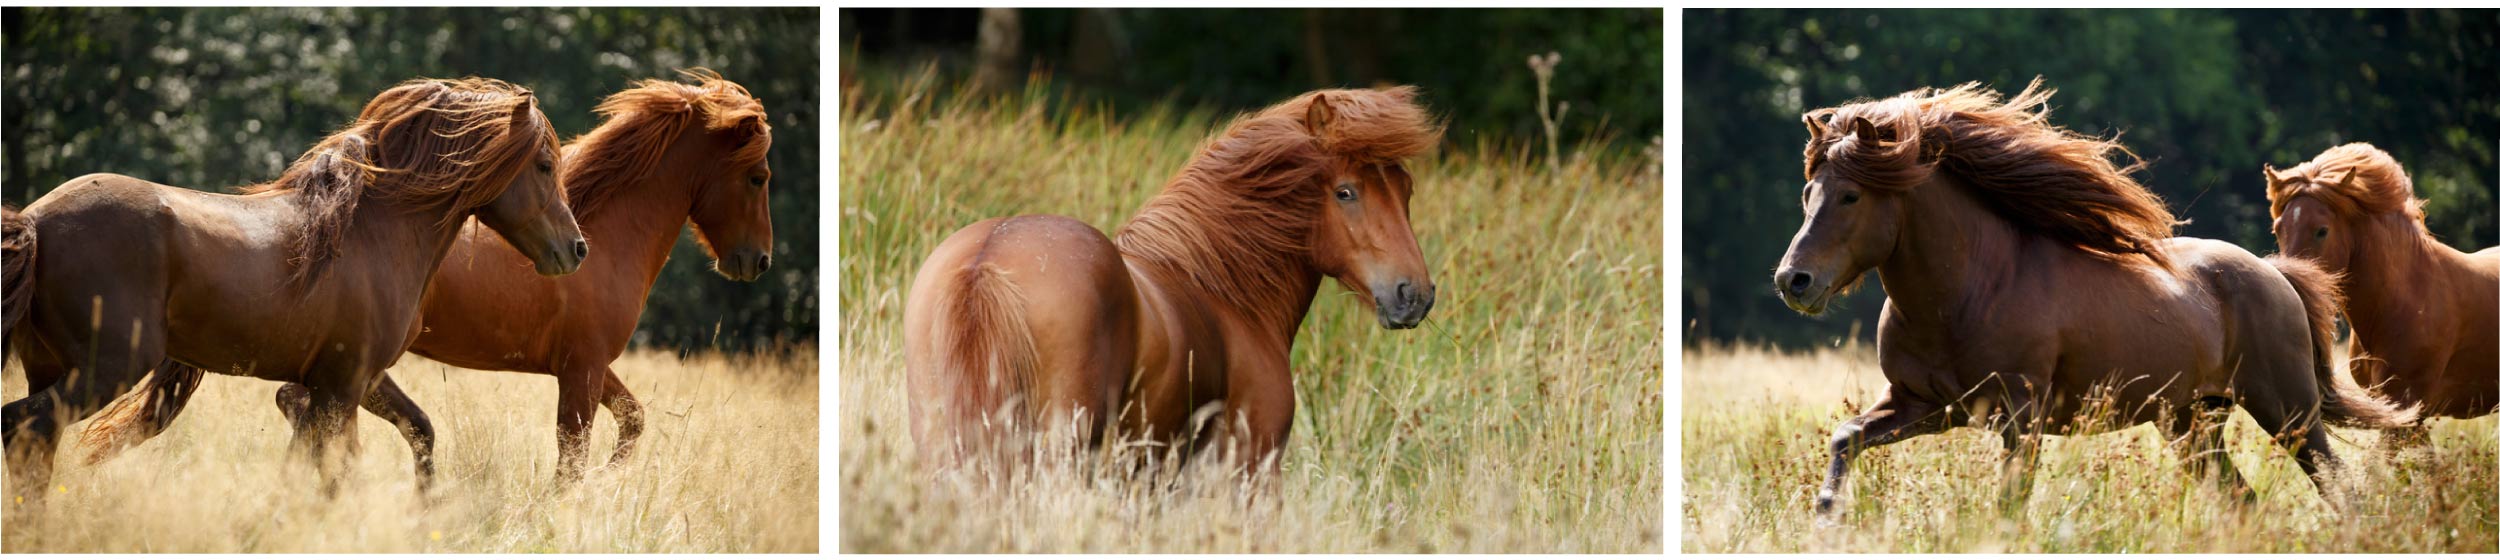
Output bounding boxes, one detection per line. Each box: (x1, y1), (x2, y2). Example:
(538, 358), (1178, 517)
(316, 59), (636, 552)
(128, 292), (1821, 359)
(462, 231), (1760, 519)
(78, 360), (207, 465)
(2267, 254), (2419, 428)
(936, 263), (1041, 463)
(4, 206), (35, 335)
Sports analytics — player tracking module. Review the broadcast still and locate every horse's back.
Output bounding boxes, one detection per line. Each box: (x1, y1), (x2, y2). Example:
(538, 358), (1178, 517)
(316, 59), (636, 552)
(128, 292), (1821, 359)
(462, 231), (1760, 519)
(903, 215), (1140, 466)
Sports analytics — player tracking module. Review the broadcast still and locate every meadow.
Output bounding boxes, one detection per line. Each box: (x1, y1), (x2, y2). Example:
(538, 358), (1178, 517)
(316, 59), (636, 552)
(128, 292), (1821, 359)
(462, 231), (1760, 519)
(0, 350), (819, 553)
(1682, 342), (2498, 553)
(837, 71), (1665, 553)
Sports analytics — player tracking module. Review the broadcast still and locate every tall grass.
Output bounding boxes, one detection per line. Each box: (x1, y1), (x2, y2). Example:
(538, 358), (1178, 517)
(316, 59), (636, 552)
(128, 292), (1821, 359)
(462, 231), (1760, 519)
(1, 350), (819, 552)
(837, 70), (1664, 553)
(1682, 342), (2498, 552)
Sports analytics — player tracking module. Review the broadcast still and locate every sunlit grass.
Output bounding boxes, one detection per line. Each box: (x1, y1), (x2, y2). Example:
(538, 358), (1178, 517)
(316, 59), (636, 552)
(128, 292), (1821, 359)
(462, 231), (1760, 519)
(1, 349), (819, 553)
(837, 69), (1664, 553)
(1681, 342), (2498, 553)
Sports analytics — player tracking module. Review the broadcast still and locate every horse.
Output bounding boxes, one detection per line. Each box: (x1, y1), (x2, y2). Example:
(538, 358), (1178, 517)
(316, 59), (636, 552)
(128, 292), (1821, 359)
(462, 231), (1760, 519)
(1770, 79), (2416, 517)
(2263, 143), (2499, 439)
(2, 77), (582, 495)
(903, 86), (1441, 475)
(75, 70), (775, 482)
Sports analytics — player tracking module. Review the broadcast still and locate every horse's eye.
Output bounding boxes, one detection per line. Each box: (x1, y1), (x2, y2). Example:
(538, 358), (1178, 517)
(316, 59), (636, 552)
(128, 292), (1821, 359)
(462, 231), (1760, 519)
(1334, 184), (1357, 202)
(2314, 227), (2329, 240)
(749, 175), (766, 188)
(1840, 191), (1861, 205)
(537, 160), (553, 173)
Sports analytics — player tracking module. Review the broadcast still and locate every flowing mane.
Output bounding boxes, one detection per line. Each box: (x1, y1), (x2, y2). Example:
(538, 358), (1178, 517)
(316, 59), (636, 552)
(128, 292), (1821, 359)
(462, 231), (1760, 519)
(563, 68), (771, 218)
(244, 77), (555, 284)
(1116, 86), (1439, 328)
(2264, 142), (2427, 227)
(1802, 78), (2178, 267)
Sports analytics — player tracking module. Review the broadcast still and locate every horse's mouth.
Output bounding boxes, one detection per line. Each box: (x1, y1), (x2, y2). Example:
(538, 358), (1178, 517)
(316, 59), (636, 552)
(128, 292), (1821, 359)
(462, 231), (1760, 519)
(1779, 288), (1835, 316)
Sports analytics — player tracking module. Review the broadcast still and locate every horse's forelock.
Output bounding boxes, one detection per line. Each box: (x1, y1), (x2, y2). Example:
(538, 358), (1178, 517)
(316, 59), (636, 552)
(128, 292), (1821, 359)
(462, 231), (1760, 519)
(2269, 143), (2422, 223)
(566, 73), (771, 217)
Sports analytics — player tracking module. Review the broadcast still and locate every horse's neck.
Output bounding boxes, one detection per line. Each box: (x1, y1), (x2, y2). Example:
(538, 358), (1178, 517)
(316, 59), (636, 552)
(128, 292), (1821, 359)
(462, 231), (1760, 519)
(344, 196), (469, 287)
(577, 168), (700, 290)
(2342, 213), (2477, 335)
(1876, 175), (2025, 318)
(1116, 203), (1324, 347)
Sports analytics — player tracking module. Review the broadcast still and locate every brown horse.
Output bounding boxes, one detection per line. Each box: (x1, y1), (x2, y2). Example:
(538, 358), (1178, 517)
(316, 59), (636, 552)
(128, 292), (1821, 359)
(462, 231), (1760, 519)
(1771, 79), (2415, 517)
(2264, 143), (2499, 432)
(903, 87), (1440, 474)
(79, 70), (775, 482)
(3, 78), (582, 495)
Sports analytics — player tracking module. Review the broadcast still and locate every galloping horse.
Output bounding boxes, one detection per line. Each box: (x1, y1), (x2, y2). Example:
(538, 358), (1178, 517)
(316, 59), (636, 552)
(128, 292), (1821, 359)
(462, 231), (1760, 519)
(79, 70), (775, 482)
(2264, 144), (2498, 432)
(3, 78), (582, 494)
(1771, 79), (2414, 516)
(904, 87), (1440, 473)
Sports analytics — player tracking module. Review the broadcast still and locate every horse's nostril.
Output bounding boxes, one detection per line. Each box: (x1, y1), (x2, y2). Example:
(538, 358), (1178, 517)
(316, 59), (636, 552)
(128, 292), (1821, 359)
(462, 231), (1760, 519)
(1786, 272), (1814, 295)
(571, 239), (589, 260)
(758, 254), (773, 272)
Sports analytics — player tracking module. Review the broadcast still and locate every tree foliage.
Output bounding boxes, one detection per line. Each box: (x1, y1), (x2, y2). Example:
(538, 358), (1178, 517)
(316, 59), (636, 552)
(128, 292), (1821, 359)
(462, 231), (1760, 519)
(1684, 9), (2499, 348)
(2, 7), (821, 354)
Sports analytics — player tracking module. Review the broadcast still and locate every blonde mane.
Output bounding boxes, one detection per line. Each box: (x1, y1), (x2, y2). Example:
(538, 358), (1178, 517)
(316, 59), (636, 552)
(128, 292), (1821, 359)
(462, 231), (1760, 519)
(1116, 86), (1439, 328)
(1802, 78), (2179, 267)
(2264, 142), (2427, 227)
(562, 68), (771, 218)
(244, 77), (555, 284)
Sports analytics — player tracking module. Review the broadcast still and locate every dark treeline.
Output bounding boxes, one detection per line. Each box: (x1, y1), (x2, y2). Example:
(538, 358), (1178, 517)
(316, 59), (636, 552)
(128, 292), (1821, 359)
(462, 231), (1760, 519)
(842, 8), (1663, 148)
(1685, 9), (2500, 349)
(2, 7), (820, 355)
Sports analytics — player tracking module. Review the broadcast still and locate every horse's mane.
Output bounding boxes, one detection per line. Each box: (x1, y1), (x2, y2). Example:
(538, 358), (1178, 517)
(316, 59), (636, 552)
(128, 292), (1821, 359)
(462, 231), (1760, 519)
(563, 68), (771, 218)
(1802, 78), (2178, 267)
(244, 77), (555, 284)
(1116, 86), (1439, 327)
(2265, 142), (2427, 227)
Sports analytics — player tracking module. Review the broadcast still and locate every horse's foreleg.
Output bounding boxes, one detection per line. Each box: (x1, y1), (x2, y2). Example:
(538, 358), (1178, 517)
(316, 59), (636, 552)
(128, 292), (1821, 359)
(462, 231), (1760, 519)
(551, 366), (601, 483)
(289, 382), (361, 497)
(358, 374), (436, 492)
(1815, 391), (1945, 517)
(597, 366), (644, 469)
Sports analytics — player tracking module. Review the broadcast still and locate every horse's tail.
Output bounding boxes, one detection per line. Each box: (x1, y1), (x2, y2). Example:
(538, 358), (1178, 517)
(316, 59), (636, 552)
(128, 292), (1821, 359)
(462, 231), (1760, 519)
(933, 262), (1040, 460)
(3, 206), (36, 335)
(2267, 254), (2418, 429)
(77, 360), (207, 465)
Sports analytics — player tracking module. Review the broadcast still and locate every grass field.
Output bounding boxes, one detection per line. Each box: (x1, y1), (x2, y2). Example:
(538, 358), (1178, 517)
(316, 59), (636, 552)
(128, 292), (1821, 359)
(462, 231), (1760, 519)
(837, 71), (1664, 553)
(1682, 342), (2498, 553)
(0, 349), (819, 553)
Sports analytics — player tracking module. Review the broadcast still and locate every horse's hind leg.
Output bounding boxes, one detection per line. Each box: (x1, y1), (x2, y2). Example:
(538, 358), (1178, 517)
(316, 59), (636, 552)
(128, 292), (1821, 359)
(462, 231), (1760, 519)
(357, 374), (436, 491)
(597, 366), (644, 469)
(2163, 397), (2255, 503)
(1814, 389), (1946, 518)
(2242, 393), (2347, 508)
(4, 300), (166, 498)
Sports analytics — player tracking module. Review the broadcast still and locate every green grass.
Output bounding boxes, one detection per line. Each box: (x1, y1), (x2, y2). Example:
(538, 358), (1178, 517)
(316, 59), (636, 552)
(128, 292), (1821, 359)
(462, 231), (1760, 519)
(837, 70), (1663, 553)
(1682, 342), (2498, 553)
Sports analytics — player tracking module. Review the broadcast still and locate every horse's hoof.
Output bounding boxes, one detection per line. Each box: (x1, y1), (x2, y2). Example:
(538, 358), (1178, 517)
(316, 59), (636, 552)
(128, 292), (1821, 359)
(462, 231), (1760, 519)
(1813, 493), (1837, 514)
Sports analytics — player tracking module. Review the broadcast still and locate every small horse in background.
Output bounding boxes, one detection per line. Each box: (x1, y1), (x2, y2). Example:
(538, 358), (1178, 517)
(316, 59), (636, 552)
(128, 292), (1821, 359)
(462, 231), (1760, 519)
(904, 87), (1441, 475)
(1771, 79), (2414, 517)
(2264, 144), (2498, 435)
(79, 69), (775, 482)
(3, 78), (582, 494)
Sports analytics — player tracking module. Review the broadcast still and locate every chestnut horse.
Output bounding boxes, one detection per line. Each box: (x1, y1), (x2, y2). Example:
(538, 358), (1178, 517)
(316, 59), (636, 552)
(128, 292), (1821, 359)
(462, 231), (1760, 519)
(1772, 80), (2414, 517)
(904, 87), (1439, 474)
(3, 78), (581, 495)
(79, 70), (775, 482)
(2264, 143), (2499, 434)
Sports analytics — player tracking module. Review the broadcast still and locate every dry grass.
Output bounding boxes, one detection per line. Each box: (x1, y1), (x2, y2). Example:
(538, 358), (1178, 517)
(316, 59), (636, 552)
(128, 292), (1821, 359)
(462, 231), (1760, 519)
(838, 70), (1664, 553)
(1, 349), (818, 553)
(1681, 342), (2499, 553)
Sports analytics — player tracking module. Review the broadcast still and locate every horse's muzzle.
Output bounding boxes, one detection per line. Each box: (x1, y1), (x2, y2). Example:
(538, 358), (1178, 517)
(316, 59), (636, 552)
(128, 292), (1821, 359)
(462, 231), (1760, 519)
(1374, 279), (1435, 330)
(533, 237), (587, 277)
(1773, 267), (1833, 315)
(715, 248), (771, 282)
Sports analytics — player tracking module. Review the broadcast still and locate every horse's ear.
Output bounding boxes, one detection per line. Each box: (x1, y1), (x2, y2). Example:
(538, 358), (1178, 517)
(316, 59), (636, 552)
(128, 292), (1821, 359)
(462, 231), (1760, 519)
(2261, 163), (2291, 202)
(1848, 115), (1889, 145)
(509, 91), (536, 126)
(1305, 93), (1337, 135)
(2314, 167), (2353, 189)
(1801, 111), (1828, 140)
(2261, 163), (2286, 185)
